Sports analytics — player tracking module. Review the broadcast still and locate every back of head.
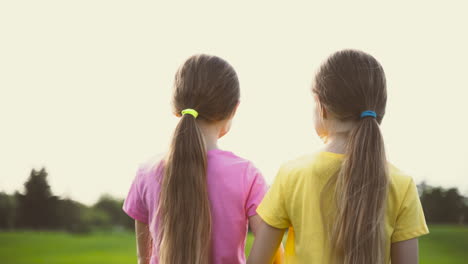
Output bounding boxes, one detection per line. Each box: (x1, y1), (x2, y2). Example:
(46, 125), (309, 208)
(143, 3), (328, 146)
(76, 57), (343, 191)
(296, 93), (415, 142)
(172, 54), (240, 121)
(158, 54), (239, 264)
(313, 50), (388, 264)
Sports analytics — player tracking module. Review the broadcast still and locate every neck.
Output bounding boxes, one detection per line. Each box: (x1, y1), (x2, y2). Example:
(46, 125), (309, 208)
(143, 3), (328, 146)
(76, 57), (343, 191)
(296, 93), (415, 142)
(324, 132), (349, 154)
(197, 121), (220, 151)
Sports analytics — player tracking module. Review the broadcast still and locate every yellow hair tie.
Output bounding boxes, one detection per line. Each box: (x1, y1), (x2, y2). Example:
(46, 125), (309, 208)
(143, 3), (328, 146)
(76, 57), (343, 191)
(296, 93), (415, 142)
(181, 108), (198, 118)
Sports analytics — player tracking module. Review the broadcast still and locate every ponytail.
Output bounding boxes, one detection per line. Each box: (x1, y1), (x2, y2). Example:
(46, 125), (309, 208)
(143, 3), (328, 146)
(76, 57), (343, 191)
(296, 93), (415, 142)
(156, 54), (240, 264)
(315, 50), (388, 264)
(329, 116), (388, 264)
(157, 113), (211, 264)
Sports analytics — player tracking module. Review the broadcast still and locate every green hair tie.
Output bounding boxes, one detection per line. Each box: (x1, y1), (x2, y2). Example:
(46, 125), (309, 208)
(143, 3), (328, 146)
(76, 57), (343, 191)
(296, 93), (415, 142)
(181, 108), (198, 118)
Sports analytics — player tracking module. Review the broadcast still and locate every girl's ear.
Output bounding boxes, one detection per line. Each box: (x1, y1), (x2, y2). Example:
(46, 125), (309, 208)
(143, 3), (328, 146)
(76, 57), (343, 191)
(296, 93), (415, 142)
(321, 104), (328, 119)
(314, 95), (327, 119)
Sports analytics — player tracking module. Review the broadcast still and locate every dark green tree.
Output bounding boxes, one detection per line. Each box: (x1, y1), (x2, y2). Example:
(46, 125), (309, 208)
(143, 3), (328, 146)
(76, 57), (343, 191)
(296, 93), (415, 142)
(56, 198), (91, 233)
(0, 192), (17, 229)
(444, 188), (465, 223)
(16, 168), (57, 229)
(94, 194), (133, 230)
(420, 185), (466, 224)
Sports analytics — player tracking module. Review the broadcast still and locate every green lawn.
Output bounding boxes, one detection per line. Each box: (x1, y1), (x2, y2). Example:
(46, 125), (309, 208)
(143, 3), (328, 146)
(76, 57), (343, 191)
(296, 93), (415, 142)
(0, 225), (466, 264)
(417, 225), (468, 264)
(0, 231), (135, 264)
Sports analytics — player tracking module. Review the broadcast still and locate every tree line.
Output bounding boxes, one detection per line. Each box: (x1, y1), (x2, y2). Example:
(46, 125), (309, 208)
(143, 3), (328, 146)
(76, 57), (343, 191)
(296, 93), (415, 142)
(418, 182), (468, 224)
(0, 168), (133, 233)
(0, 168), (467, 233)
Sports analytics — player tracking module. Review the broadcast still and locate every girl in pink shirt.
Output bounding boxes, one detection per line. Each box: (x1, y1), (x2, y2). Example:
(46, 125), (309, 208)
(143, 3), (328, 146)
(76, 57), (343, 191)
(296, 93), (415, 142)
(123, 54), (283, 264)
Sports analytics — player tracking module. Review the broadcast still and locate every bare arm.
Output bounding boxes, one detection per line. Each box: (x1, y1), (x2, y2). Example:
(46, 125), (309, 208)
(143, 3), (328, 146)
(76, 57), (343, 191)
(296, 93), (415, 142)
(248, 215), (286, 264)
(135, 220), (152, 264)
(391, 238), (419, 264)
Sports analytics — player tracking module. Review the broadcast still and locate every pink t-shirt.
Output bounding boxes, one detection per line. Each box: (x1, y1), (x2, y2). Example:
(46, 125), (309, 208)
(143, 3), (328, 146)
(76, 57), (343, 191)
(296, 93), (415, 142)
(123, 149), (268, 264)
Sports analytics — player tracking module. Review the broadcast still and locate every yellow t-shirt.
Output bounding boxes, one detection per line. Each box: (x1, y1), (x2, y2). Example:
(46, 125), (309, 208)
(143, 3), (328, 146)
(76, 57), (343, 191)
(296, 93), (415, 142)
(257, 151), (429, 264)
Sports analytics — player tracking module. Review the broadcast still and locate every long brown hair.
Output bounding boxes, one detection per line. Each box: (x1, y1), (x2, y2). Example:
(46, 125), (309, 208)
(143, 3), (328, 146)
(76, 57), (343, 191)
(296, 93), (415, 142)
(157, 54), (240, 264)
(313, 50), (388, 264)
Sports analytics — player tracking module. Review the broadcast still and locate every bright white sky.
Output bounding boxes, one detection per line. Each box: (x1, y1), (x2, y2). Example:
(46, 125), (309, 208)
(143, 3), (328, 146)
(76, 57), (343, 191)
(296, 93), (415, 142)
(1, 1), (467, 205)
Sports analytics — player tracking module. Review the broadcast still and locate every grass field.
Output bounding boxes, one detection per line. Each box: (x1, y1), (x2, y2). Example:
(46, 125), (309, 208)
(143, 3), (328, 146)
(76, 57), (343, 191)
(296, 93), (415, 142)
(0, 225), (466, 264)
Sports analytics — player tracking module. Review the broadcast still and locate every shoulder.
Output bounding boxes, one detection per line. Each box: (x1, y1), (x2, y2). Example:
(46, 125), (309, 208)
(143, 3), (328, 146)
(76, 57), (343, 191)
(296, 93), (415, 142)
(388, 164), (416, 191)
(388, 163), (419, 204)
(279, 153), (317, 174)
(208, 149), (259, 173)
(136, 153), (165, 183)
(208, 149), (266, 192)
(270, 154), (320, 190)
(277, 152), (330, 182)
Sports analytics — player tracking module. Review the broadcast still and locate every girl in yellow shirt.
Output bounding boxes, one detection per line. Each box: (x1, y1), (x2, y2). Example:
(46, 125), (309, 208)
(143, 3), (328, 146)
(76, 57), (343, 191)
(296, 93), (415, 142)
(247, 50), (429, 264)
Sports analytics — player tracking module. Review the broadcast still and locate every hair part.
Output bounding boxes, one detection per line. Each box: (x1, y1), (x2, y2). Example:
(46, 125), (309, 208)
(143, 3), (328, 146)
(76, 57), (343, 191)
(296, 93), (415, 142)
(315, 50), (389, 264)
(156, 54), (240, 264)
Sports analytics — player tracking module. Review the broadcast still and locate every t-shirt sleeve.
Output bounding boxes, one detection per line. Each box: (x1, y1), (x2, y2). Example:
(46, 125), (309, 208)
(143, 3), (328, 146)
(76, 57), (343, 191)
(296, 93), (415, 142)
(245, 163), (269, 217)
(391, 178), (429, 242)
(122, 167), (149, 224)
(256, 165), (290, 229)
